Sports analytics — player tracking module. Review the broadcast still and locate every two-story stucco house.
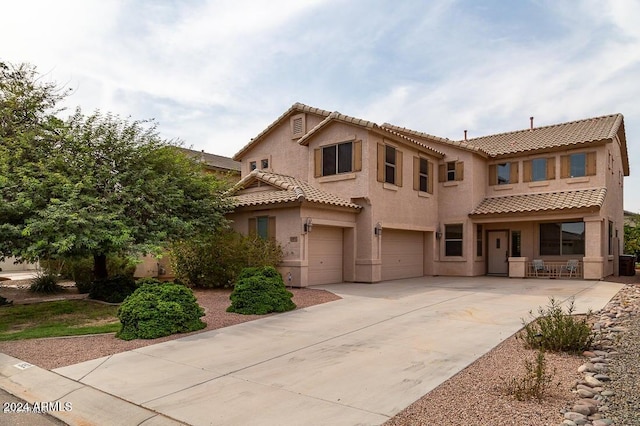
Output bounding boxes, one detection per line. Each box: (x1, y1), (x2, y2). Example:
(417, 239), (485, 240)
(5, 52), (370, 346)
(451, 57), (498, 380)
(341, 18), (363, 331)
(227, 103), (629, 287)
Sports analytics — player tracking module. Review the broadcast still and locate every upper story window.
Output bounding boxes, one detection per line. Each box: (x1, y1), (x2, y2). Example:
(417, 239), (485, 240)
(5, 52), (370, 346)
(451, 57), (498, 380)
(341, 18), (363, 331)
(376, 143), (403, 186)
(438, 161), (464, 183)
(385, 145), (396, 184)
(322, 142), (353, 176)
(560, 152), (596, 178)
(532, 158), (547, 181)
(489, 162), (518, 185)
(497, 163), (510, 184)
(261, 158), (269, 169)
(413, 157), (433, 193)
(249, 161), (257, 171)
(523, 157), (555, 182)
(315, 140), (362, 178)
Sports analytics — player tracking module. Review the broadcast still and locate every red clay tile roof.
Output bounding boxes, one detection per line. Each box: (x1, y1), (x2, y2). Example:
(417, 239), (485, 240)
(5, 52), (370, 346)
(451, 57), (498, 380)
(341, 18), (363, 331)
(229, 170), (362, 210)
(469, 188), (607, 216)
(464, 114), (624, 157)
(381, 123), (487, 157)
(298, 112), (446, 157)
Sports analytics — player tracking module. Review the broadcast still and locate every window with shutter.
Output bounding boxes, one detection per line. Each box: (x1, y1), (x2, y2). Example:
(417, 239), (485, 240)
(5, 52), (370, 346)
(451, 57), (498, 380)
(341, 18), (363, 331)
(316, 141), (356, 177)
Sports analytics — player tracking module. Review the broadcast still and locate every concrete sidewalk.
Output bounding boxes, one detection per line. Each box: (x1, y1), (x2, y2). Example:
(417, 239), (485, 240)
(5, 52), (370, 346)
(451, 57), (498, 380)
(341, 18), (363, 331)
(0, 277), (624, 425)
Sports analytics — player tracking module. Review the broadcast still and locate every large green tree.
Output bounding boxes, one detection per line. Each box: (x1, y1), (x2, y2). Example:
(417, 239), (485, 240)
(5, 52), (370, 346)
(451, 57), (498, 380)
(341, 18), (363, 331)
(1, 62), (231, 279)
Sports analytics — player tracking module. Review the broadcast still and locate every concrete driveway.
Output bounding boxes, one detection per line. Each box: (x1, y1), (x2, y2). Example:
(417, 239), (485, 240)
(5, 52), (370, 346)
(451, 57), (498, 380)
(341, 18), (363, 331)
(6, 276), (624, 425)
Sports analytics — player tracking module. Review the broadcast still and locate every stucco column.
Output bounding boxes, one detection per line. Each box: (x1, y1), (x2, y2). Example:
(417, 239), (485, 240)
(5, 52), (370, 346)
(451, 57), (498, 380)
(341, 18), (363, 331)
(583, 217), (604, 279)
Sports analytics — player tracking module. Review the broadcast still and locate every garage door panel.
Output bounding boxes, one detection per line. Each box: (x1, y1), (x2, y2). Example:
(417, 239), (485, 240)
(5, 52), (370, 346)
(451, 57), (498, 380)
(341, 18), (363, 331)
(309, 226), (343, 285)
(382, 230), (424, 281)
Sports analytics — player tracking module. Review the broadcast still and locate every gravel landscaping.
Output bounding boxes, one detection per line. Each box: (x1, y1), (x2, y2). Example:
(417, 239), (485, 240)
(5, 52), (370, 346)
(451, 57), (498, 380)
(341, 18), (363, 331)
(0, 276), (638, 426)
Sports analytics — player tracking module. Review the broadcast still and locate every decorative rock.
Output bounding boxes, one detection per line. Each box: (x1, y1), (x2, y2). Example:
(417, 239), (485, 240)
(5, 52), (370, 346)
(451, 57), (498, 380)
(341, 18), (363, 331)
(600, 390), (615, 397)
(576, 388), (595, 398)
(583, 350), (596, 357)
(576, 398), (599, 407)
(562, 420), (578, 426)
(578, 362), (595, 373)
(571, 405), (593, 416)
(564, 412), (587, 422)
(584, 375), (604, 387)
(594, 374), (610, 382)
(592, 420), (613, 426)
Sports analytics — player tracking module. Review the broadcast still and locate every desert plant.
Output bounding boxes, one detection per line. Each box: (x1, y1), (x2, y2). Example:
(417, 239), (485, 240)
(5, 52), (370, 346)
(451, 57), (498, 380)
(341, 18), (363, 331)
(171, 229), (283, 288)
(116, 282), (205, 340)
(89, 275), (138, 303)
(227, 266), (296, 315)
(29, 271), (62, 294)
(503, 349), (559, 402)
(519, 297), (593, 352)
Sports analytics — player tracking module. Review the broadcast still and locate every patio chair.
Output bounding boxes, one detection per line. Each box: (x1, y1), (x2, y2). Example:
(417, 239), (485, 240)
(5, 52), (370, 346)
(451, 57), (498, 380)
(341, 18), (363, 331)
(532, 259), (548, 277)
(560, 259), (579, 278)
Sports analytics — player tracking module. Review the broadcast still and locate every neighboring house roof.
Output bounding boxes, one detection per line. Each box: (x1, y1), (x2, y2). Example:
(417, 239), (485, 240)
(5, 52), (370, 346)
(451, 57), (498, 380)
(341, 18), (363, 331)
(469, 188), (607, 216)
(233, 103), (333, 160)
(298, 111), (446, 158)
(177, 147), (241, 172)
(463, 114), (627, 162)
(229, 170), (362, 210)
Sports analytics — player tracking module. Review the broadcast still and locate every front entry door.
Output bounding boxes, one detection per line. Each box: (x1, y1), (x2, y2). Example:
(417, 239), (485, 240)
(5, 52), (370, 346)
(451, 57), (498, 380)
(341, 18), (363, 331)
(487, 231), (509, 275)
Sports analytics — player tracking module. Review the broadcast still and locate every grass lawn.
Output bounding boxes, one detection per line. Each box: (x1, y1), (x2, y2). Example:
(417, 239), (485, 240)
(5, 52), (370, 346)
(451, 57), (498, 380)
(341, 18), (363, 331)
(0, 300), (120, 341)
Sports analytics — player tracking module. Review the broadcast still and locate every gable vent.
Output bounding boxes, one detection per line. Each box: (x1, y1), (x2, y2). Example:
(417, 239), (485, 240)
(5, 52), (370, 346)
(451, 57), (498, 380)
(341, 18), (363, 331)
(291, 113), (306, 139)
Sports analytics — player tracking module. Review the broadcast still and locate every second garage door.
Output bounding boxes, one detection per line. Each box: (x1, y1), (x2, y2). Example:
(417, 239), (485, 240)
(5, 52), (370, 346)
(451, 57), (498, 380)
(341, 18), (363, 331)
(308, 226), (343, 285)
(382, 229), (424, 281)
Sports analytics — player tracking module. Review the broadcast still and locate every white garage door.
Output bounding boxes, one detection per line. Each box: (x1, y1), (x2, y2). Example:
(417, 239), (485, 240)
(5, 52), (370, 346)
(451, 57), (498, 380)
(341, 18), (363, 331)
(382, 230), (424, 281)
(308, 226), (343, 285)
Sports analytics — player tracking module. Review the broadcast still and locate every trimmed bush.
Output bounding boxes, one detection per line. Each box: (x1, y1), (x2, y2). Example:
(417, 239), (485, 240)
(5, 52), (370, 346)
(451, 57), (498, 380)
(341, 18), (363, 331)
(89, 275), (138, 303)
(29, 271), (62, 294)
(116, 282), (206, 340)
(227, 266), (296, 315)
(519, 297), (593, 352)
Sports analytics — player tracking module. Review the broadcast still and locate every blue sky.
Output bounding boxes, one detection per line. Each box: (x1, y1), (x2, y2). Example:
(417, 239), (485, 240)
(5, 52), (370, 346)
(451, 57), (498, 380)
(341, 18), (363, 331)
(3, 0), (640, 210)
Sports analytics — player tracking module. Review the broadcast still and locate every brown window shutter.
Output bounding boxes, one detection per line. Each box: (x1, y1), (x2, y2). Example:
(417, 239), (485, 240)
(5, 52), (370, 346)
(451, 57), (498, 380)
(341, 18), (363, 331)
(248, 218), (257, 236)
(427, 161), (434, 194)
(586, 152), (597, 175)
(455, 161), (464, 181)
(547, 157), (556, 179)
(438, 164), (446, 182)
(353, 140), (362, 172)
(510, 161), (519, 184)
(523, 160), (532, 183)
(560, 155), (570, 178)
(489, 165), (497, 186)
(314, 148), (322, 178)
(268, 217), (276, 241)
(413, 156), (420, 191)
(377, 143), (385, 182)
(396, 149), (403, 187)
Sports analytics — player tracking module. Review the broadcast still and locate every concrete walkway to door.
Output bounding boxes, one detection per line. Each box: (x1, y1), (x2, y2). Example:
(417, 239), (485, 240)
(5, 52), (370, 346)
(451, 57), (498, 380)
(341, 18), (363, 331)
(2, 277), (623, 426)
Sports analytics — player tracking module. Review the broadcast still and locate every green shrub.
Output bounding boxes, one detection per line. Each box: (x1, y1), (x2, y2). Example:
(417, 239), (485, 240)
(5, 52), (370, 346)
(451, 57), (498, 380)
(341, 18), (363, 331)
(116, 282), (206, 340)
(503, 349), (559, 402)
(171, 229), (283, 288)
(29, 271), (62, 294)
(227, 266), (296, 315)
(519, 297), (593, 352)
(135, 277), (164, 286)
(89, 275), (138, 303)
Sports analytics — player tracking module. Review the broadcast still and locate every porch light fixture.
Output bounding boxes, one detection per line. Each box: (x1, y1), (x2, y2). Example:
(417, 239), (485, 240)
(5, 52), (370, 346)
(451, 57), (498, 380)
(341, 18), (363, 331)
(304, 218), (313, 233)
(436, 226), (442, 239)
(374, 223), (382, 236)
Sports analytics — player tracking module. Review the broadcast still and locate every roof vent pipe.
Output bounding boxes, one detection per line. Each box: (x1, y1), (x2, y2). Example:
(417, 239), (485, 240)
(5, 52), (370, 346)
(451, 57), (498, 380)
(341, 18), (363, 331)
(464, 130), (467, 141)
(530, 116), (534, 131)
